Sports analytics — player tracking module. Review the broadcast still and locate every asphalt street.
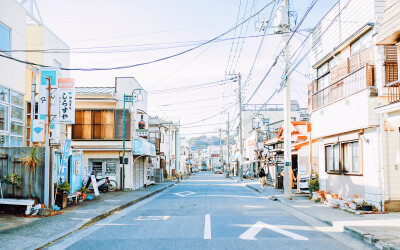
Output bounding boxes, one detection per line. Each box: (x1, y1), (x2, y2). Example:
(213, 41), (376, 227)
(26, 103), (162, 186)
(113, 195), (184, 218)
(46, 172), (372, 250)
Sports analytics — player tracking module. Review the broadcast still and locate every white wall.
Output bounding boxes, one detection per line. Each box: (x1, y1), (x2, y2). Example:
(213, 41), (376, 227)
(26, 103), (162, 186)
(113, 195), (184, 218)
(309, 0), (381, 66)
(0, 0), (26, 94)
(311, 90), (379, 138)
(115, 77), (148, 113)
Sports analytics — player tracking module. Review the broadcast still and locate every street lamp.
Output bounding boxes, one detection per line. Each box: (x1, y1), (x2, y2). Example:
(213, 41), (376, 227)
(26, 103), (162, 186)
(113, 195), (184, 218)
(122, 88), (143, 191)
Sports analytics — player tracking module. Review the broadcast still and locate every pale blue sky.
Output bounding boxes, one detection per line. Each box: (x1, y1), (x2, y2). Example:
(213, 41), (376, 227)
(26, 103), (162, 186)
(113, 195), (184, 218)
(35, 0), (338, 137)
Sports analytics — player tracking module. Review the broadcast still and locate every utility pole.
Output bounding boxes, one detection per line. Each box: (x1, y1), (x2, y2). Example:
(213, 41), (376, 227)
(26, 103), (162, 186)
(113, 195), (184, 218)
(238, 73), (244, 181)
(219, 129), (223, 171)
(282, 0), (292, 200)
(226, 112), (230, 174)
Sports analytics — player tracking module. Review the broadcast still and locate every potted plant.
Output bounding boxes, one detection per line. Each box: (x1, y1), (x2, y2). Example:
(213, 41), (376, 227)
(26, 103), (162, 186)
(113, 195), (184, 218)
(19, 148), (42, 198)
(308, 175), (319, 199)
(1, 173), (22, 198)
(78, 186), (89, 201)
(55, 182), (71, 209)
(362, 201), (373, 211)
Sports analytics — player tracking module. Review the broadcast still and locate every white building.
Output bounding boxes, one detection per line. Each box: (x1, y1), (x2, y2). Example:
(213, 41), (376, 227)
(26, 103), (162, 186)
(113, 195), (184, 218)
(308, 0), (399, 211)
(70, 77), (155, 191)
(149, 116), (180, 178)
(0, 0), (70, 147)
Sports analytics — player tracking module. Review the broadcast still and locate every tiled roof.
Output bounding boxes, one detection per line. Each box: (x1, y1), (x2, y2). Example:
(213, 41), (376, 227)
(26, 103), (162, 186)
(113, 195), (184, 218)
(76, 87), (115, 94)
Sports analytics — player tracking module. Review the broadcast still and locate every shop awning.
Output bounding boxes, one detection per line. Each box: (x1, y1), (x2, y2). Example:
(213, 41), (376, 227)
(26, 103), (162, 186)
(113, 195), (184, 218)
(133, 137), (156, 156)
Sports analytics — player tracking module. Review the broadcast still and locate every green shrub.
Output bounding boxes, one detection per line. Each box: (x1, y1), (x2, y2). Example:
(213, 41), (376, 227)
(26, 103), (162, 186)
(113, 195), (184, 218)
(308, 176), (319, 192)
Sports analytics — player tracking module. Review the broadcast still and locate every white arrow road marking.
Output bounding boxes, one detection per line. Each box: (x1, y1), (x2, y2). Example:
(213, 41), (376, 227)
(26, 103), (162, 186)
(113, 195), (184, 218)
(204, 214), (211, 239)
(239, 221), (309, 241)
(174, 191), (196, 197)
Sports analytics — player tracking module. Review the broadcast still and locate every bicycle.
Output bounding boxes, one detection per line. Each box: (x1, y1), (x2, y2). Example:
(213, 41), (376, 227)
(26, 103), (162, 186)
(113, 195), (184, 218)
(83, 176), (118, 192)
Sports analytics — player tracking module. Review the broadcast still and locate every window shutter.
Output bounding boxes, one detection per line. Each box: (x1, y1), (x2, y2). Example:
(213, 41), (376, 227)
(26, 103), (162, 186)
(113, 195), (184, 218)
(115, 110), (130, 140)
(386, 45), (398, 62)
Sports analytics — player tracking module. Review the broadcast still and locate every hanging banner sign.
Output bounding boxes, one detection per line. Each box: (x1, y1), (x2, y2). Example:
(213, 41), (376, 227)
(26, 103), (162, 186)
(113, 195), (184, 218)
(39, 68), (59, 121)
(60, 139), (71, 183)
(58, 78), (75, 124)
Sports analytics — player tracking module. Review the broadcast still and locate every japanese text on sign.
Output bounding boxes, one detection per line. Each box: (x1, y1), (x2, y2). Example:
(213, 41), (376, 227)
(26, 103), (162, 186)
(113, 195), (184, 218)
(58, 78), (75, 124)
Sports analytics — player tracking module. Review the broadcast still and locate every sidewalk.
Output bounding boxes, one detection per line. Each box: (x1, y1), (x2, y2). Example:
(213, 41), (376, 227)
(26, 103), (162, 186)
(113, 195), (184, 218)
(0, 181), (176, 250)
(230, 176), (400, 249)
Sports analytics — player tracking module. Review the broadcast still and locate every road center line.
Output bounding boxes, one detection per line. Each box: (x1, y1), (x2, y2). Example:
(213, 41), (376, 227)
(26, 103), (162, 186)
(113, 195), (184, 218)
(204, 214), (211, 239)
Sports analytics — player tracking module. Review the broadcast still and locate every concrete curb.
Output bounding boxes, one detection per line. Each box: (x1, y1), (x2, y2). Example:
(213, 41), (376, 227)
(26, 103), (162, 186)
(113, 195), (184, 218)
(244, 183), (399, 250)
(38, 182), (176, 249)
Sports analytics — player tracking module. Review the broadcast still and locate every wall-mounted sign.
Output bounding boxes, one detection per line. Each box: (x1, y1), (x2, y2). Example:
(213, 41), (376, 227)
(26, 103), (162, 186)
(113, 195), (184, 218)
(39, 68), (59, 121)
(211, 154), (220, 158)
(58, 78), (75, 124)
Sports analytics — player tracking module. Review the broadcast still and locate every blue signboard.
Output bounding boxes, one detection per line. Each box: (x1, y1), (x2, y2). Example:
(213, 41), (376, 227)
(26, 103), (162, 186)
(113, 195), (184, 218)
(133, 138), (156, 156)
(60, 139), (71, 183)
(191, 146), (196, 151)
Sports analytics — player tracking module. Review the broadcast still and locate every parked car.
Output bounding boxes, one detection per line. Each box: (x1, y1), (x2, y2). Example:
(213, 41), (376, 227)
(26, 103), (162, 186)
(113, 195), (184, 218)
(299, 174), (316, 193)
(214, 166), (222, 174)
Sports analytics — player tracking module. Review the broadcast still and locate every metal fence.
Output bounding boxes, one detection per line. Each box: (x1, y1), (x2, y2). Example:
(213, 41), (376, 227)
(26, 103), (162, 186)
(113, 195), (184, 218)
(0, 147), (45, 202)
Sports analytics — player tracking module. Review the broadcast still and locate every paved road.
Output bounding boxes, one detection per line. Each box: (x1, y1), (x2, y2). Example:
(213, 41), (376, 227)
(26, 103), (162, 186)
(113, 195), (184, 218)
(47, 172), (371, 250)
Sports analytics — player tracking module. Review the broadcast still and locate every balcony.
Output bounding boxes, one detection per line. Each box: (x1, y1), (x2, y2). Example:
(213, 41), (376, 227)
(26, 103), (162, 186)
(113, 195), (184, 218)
(312, 64), (374, 110)
(311, 49), (375, 111)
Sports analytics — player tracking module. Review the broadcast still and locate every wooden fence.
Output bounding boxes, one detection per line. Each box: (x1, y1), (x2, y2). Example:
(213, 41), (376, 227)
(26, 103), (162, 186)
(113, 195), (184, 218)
(0, 147), (45, 202)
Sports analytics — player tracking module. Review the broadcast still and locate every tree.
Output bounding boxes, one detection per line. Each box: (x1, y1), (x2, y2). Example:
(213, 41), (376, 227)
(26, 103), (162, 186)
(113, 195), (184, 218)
(19, 148), (42, 198)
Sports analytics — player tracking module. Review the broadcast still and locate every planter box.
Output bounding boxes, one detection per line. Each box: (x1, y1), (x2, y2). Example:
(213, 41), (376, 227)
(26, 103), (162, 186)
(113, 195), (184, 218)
(55, 193), (68, 209)
(363, 205), (373, 211)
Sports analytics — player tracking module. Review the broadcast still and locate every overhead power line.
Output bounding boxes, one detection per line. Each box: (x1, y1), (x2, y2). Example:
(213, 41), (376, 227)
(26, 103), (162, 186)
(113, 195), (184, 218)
(159, 95), (235, 106)
(149, 80), (226, 94)
(0, 0), (276, 71)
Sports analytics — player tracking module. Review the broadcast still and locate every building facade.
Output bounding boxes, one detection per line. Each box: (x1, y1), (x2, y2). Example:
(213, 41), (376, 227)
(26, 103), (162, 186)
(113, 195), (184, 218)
(70, 77), (155, 191)
(308, 0), (399, 211)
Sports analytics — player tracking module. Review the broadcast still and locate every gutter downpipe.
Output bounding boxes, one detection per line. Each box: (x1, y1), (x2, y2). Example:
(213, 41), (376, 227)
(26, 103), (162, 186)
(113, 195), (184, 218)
(379, 111), (386, 212)
(387, 124), (391, 203)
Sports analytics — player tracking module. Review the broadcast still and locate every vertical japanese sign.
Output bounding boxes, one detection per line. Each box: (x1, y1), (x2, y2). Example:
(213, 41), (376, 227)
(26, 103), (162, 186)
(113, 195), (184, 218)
(39, 68), (59, 121)
(60, 139), (71, 183)
(58, 78), (75, 124)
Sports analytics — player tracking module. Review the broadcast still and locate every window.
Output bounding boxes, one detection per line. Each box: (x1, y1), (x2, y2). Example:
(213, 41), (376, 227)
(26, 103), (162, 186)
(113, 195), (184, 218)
(11, 121), (23, 136)
(11, 106), (23, 121)
(72, 110), (127, 140)
(0, 105), (8, 131)
(351, 31), (372, 56)
(325, 141), (361, 175)
(11, 91), (23, 107)
(342, 141), (360, 173)
(325, 144), (339, 172)
(92, 162), (103, 175)
(105, 162), (117, 174)
(291, 117), (296, 121)
(0, 23), (10, 55)
(10, 136), (22, 147)
(0, 87), (10, 103)
(0, 134), (8, 147)
(317, 62), (329, 77)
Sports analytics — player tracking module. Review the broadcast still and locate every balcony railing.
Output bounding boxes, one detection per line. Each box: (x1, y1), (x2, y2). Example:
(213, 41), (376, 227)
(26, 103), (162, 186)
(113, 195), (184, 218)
(387, 80), (400, 104)
(312, 63), (374, 110)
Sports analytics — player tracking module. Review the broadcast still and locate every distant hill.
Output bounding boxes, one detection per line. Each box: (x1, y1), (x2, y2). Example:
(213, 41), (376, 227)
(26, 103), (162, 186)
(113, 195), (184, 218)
(188, 135), (230, 149)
